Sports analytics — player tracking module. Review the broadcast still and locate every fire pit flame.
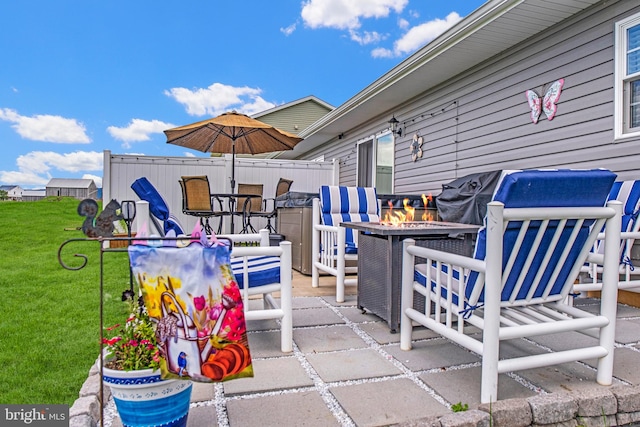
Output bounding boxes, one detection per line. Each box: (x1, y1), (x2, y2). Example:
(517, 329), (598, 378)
(382, 193), (434, 226)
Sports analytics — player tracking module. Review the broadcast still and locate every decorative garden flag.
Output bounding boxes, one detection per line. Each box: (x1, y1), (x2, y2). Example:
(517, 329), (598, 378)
(129, 228), (253, 382)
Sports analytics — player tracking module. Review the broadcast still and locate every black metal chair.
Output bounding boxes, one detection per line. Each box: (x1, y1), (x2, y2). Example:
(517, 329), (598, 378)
(179, 176), (229, 234)
(243, 178), (293, 233)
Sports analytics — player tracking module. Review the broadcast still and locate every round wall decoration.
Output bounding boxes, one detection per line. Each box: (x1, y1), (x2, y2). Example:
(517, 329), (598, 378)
(410, 133), (423, 162)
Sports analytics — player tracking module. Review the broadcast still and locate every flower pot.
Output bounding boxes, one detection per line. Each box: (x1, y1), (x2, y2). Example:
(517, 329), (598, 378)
(103, 365), (192, 427)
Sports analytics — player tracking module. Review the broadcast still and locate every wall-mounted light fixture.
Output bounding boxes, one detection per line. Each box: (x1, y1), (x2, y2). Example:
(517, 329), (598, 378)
(388, 115), (402, 137)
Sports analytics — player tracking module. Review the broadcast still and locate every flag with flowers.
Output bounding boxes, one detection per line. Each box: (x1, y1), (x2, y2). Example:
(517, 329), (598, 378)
(127, 232), (253, 382)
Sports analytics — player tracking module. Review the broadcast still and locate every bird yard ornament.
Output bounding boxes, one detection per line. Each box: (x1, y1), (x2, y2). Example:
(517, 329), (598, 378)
(525, 79), (564, 124)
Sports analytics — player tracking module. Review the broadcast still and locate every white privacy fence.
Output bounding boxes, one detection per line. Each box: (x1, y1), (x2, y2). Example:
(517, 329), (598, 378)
(102, 150), (337, 233)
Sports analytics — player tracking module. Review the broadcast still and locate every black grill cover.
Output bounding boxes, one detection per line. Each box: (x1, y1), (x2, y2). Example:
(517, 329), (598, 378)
(436, 170), (502, 225)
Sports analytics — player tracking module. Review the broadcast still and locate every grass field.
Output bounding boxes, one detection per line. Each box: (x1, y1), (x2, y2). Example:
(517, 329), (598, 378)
(0, 197), (131, 405)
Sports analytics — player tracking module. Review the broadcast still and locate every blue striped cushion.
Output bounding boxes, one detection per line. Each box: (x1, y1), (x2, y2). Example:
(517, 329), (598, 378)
(165, 214), (185, 236)
(415, 169), (616, 307)
(230, 255), (280, 288)
(319, 186), (380, 254)
(607, 180), (640, 260)
(471, 169), (615, 302)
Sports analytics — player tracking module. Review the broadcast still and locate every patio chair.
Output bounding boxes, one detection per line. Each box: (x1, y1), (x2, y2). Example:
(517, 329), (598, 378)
(222, 229), (293, 353)
(574, 179), (640, 295)
(179, 176), (229, 234)
(242, 178), (293, 233)
(312, 185), (380, 302)
(235, 183), (264, 233)
(399, 169), (621, 403)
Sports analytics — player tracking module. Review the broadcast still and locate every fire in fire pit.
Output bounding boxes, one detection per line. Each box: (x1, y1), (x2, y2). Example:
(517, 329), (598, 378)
(381, 194), (434, 226)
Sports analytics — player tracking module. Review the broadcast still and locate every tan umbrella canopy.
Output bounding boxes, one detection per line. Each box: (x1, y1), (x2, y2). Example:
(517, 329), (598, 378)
(165, 111), (303, 191)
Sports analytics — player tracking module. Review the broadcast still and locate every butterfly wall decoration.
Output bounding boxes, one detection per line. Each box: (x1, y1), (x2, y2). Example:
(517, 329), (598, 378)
(525, 78), (564, 124)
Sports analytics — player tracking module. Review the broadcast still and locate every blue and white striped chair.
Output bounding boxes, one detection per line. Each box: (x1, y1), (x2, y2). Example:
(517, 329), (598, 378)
(223, 229), (293, 353)
(400, 169), (621, 403)
(575, 180), (640, 294)
(311, 186), (380, 302)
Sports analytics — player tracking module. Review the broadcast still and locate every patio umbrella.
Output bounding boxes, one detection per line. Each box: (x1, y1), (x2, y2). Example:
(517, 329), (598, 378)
(164, 111), (303, 192)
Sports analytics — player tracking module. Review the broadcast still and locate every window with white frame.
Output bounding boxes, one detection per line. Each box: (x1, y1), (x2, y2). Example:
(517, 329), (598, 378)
(356, 131), (394, 193)
(615, 12), (640, 139)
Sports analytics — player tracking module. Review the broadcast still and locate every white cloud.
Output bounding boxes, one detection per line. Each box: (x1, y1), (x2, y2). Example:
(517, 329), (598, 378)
(392, 12), (462, 56)
(398, 17), (409, 30)
(164, 83), (277, 117)
(82, 173), (102, 188)
(371, 47), (393, 58)
(280, 23), (297, 36)
(301, 0), (408, 30)
(107, 118), (176, 149)
(0, 170), (50, 186)
(0, 108), (90, 143)
(0, 150), (103, 186)
(350, 29), (385, 45)
(184, 152), (196, 157)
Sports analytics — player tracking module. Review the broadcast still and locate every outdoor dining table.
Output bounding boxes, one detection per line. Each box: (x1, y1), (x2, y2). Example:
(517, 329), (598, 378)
(342, 221), (480, 332)
(211, 193), (261, 233)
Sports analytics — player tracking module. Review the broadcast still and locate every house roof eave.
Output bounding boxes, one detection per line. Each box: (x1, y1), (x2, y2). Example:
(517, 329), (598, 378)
(277, 0), (602, 160)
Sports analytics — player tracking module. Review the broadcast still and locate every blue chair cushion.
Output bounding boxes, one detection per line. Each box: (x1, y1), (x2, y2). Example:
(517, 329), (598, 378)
(468, 169), (616, 302)
(231, 255), (281, 289)
(319, 186), (380, 253)
(414, 169), (616, 307)
(606, 180), (640, 261)
(131, 177), (185, 235)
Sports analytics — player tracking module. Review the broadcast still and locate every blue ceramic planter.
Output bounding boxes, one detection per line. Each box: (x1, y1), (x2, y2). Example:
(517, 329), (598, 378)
(103, 366), (192, 427)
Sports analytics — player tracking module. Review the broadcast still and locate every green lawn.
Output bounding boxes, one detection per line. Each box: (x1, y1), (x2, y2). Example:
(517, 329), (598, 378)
(0, 197), (131, 405)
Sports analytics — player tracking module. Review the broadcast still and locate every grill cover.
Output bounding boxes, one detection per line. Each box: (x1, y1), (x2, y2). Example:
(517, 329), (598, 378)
(436, 170), (502, 225)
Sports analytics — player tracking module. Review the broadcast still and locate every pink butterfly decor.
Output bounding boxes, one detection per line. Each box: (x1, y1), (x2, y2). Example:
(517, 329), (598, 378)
(525, 78), (564, 124)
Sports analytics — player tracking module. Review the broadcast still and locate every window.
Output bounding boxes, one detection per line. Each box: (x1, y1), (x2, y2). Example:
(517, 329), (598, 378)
(357, 132), (394, 193)
(615, 13), (640, 139)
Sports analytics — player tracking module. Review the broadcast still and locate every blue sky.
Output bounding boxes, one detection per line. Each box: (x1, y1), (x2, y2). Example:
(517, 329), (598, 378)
(0, 0), (485, 188)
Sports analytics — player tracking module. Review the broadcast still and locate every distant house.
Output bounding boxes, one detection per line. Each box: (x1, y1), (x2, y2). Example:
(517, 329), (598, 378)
(46, 178), (98, 200)
(21, 189), (46, 202)
(0, 185), (23, 200)
(251, 96), (334, 159)
(252, 95), (334, 136)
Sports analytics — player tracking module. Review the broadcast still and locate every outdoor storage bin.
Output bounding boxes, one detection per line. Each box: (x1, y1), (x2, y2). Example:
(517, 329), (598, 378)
(276, 191), (318, 274)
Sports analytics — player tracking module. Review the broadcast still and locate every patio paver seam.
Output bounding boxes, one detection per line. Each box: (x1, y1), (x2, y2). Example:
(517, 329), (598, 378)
(213, 384), (228, 427)
(519, 335), (635, 387)
(317, 297), (453, 410)
(288, 337), (356, 426)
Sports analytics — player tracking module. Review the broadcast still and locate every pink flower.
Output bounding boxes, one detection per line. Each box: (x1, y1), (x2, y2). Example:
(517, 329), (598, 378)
(193, 296), (206, 311)
(208, 303), (223, 321)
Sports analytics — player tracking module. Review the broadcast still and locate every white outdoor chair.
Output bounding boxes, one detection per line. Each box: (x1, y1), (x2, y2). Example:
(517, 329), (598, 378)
(575, 179), (640, 295)
(400, 169), (621, 404)
(311, 186), (380, 303)
(220, 229), (293, 353)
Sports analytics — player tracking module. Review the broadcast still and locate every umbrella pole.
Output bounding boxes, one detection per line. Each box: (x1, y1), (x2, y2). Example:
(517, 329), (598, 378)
(231, 141), (236, 193)
(230, 141), (236, 233)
